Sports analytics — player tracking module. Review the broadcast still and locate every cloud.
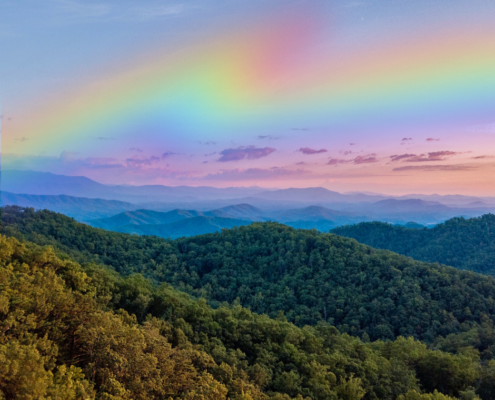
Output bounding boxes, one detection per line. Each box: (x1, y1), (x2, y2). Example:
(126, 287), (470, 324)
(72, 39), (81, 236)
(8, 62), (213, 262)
(292, 128), (310, 131)
(14, 137), (29, 142)
(217, 146), (276, 162)
(199, 141), (217, 145)
(353, 154), (378, 164)
(390, 153), (417, 162)
(47, 0), (188, 23)
(390, 151), (459, 163)
(96, 136), (116, 140)
(467, 122), (495, 134)
(327, 158), (347, 165)
(129, 147), (143, 152)
(340, 150), (353, 155)
(426, 138), (440, 141)
(350, 143), (356, 145)
(393, 165), (477, 172)
(125, 155), (163, 166)
(472, 155), (495, 159)
(203, 167), (311, 181)
(296, 162), (307, 165)
(327, 153), (378, 166)
(161, 151), (177, 158)
(258, 135), (280, 140)
(402, 138), (412, 141)
(298, 147), (327, 155)
(60, 151), (79, 161)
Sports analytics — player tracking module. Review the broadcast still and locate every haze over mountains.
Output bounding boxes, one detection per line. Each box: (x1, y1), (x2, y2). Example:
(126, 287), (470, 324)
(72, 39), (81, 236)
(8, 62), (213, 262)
(2, 169), (495, 237)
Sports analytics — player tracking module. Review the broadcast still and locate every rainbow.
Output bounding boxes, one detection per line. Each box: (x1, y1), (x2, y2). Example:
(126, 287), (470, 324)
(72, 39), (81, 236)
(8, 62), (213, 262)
(4, 16), (495, 157)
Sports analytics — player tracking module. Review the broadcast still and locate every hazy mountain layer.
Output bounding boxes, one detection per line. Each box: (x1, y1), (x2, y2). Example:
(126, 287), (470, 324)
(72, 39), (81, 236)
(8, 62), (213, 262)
(0, 191), (137, 220)
(115, 215), (253, 238)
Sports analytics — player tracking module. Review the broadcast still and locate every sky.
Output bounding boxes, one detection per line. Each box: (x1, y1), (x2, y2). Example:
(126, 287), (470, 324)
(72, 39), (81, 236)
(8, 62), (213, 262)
(1, 0), (495, 195)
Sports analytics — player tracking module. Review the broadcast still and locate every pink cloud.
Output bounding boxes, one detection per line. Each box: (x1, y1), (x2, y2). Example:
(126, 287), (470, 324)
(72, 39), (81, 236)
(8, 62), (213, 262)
(393, 165), (477, 172)
(327, 158), (347, 165)
(426, 138), (440, 141)
(125, 155), (161, 166)
(327, 153), (377, 165)
(353, 154), (378, 164)
(298, 147), (328, 155)
(390, 151), (459, 163)
(217, 146), (276, 162)
(390, 153), (417, 162)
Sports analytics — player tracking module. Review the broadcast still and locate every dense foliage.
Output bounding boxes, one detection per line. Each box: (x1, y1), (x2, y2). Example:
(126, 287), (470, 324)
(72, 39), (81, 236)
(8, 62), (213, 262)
(3, 206), (495, 345)
(331, 215), (495, 276)
(2, 234), (494, 399)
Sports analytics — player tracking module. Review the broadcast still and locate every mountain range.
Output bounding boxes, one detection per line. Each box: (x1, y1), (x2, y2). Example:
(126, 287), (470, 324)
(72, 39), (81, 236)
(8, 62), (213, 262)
(3, 170), (495, 235)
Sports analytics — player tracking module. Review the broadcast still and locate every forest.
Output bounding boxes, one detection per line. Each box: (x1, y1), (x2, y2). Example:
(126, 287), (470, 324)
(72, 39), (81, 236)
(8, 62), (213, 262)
(2, 231), (495, 399)
(332, 215), (495, 276)
(3, 206), (495, 342)
(3, 206), (495, 399)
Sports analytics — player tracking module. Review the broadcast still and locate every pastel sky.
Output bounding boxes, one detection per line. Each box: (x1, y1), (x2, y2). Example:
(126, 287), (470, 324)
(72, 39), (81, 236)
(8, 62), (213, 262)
(1, 0), (495, 195)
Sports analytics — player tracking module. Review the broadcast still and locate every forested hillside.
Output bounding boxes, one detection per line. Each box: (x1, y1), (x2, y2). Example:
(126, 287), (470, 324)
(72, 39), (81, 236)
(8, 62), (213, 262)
(332, 215), (495, 275)
(3, 206), (495, 345)
(2, 233), (495, 399)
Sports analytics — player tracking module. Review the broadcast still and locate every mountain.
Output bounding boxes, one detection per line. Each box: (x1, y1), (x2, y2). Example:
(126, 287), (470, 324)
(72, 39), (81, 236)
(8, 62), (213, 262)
(332, 214), (495, 275)
(5, 232), (492, 399)
(273, 205), (356, 222)
(0, 191), (137, 220)
(1, 169), (268, 202)
(116, 215), (252, 238)
(4, 205), (495, 346)
(369, 198), (449, 213)
(399, 193), (495, 206)
(213, 203), (265, 218)
(89, 208), (204, 229)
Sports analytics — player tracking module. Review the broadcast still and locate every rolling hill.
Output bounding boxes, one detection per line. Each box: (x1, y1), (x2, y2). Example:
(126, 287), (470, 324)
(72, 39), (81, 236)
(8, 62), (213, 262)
(4, 231), (492, 399)
(332, 214), (495, 275)
(4, 205), (495, 345)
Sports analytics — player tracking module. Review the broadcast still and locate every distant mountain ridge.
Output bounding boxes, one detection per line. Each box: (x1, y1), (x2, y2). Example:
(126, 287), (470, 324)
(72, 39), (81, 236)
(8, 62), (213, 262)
(0, 191), (138, 220)
(116, 216), (253, 238)
(4, 169), (495, 207)
(1, 170), (268, 203)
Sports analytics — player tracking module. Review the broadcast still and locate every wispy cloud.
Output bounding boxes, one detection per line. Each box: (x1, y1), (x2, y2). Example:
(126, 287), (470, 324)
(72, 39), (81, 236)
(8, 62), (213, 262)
(426, 138), (440, 142)
(217, 146), (276, 162)
(47, 0), (188, 23)
(327, 153), (377, 165)
(353, 154), (378, 164)
(390, 151), (459, 163)
(393, 165), (477, 172)
(467, 122), (495, 134)
(258, 135), (280, 140)
(298, 147), (327, 155)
